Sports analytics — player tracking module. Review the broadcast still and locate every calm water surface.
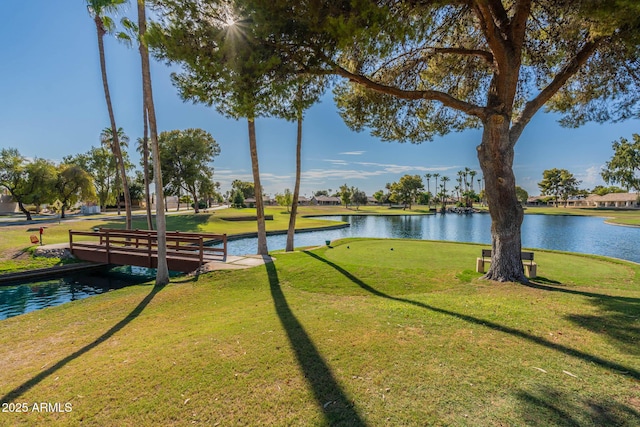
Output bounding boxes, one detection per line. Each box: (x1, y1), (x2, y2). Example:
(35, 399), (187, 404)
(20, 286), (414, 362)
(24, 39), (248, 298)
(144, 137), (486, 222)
(220, 213), (640, 263)
(0, 266), (156, 320)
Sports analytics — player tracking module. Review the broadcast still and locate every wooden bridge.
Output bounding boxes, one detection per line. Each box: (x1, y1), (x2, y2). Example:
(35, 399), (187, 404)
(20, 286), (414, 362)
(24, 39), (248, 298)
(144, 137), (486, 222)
(69, 228), (227, 273)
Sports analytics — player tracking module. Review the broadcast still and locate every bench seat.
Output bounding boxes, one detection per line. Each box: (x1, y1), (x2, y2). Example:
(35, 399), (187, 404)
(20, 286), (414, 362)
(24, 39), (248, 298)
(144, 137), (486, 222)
(476, 249), (537, 278)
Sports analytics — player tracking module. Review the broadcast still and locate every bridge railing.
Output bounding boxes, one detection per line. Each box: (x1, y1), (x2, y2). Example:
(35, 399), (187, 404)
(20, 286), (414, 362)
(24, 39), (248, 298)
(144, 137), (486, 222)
(69, 228), (227, 269)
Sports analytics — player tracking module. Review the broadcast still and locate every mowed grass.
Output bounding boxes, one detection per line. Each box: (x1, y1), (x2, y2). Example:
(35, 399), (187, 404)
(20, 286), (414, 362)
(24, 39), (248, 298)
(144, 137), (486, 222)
(1, 239), (639, 426)
(0, 205), (430, 273)
(523, 206), (640, 226)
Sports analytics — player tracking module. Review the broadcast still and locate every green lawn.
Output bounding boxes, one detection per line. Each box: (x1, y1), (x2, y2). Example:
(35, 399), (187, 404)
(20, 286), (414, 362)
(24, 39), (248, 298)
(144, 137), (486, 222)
(1, 239), (639, 426)
(0, 205), (430, 273)
(523, 206), (640, 226)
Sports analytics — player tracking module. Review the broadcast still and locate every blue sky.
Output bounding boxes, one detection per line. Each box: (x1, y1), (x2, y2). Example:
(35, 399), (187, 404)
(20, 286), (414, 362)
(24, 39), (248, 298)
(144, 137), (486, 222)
(1, 1), (639, 198)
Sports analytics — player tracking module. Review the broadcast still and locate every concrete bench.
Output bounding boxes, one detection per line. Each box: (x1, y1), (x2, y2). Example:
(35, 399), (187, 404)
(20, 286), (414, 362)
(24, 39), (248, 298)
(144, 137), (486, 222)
(476, 249), (537, 278)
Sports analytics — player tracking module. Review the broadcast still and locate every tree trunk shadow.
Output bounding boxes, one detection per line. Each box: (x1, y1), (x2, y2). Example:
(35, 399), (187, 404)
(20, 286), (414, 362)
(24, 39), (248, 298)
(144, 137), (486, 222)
(303, 251), (640, 381)
(1, 284), (165, 403)
(265, 261), (367, 426)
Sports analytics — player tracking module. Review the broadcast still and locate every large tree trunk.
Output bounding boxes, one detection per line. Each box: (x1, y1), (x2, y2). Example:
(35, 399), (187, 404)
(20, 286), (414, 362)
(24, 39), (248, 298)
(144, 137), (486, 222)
(17, 200), (32, 221)
(247, 118), (268, 255)
(192, 189), (200, 213)
(286, 112), (303, 252)
(138, 0), (168, 285)
(477, 114), (527, 283)
(95, 17), (132, 230)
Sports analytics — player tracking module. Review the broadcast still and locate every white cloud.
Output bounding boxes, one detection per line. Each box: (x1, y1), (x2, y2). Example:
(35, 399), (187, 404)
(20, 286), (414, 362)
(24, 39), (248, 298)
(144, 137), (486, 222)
(577, 165), (605, 189)
(338, 151), (366, 155)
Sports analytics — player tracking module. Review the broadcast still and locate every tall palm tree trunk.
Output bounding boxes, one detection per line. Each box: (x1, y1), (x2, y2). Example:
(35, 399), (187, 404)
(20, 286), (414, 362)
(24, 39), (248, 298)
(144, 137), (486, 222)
(248, 117), (268, 255)
(95, 15), (132, 230)
(286, 106), (303, 252)
(138, 0), (168, 285)
(142, 106), (153, 230)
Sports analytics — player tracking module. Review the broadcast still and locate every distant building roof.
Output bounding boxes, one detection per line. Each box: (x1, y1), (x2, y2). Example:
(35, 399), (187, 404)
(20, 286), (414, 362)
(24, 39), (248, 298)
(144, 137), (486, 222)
(591, 192), (638, 202)
(313, 195), (341, 202)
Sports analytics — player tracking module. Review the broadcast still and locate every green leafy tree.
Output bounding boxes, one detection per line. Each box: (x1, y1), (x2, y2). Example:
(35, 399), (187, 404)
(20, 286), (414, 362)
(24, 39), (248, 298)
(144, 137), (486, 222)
(602, 134), (640, 193)
(240, 0), (640, 282)
(231, 180), (255, 200)
(539, 169), (580, 208)
(54, 163), (96, 218)
(0, 149), (57, 220)
(232, 190), (245, 208)
(87, 0), (132, 229)
(275, 188), (293, 213)
(389, 174), (424, 210)
(339, 184), (352, 207)
(74, 146), (117, 211)
(373, 190), (385, 204)
(515, 186), (529, 206)
(591, 185), (626, 196)
(157, 129), (221, 213)
(351, 187), (367, 210)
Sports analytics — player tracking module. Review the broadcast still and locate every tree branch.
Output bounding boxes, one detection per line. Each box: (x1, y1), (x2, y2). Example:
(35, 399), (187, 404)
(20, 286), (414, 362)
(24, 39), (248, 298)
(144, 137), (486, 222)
(510, 0), (533, 47)
(470, 1), (508, 68)
(430, 47), (494, 64)
(510, 37), (604, 143)
(332, 65), (486, 119)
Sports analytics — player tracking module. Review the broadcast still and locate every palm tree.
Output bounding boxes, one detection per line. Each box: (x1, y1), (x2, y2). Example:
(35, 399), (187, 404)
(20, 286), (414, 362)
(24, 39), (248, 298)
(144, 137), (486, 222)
(469, 170), (477, 193)
(424, 173), (432, 208)
(100, 127), (129, 216)
(87, 0), (132, 230)
(441, 176), (450, 209)
(286, 85), (304, 252)
(136, 136), (153, 230)
(137, 0), (169, 284)
(433, 173), (440, 204)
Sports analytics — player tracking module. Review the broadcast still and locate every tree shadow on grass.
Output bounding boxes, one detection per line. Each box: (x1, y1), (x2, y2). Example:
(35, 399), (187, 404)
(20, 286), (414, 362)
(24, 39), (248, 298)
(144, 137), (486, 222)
(303, 251), (640, 380)
(1, 284), (165, 403)
(525, 281), (640, 356)
(516, 386), (640, 426)
(265, 261), (367, 426)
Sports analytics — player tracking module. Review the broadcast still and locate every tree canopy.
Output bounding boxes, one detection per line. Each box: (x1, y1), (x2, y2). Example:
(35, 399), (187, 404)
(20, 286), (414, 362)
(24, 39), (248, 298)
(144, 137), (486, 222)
(538, 168), (580, 207)
(157, 128), (220, 213)
(223, 0), (640, 282)
(602, 134), (640, 193)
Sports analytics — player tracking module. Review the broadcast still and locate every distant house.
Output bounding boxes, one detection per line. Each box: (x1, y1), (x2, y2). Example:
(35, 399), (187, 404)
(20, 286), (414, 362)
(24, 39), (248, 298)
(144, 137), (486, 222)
(297, 196), (310, 206)
(367, 196), (378, 205)
(526, 196), (548, 206)
(0, 193), (18, 214)
(244, 197), (273, 208)
(586, 193), (639, 208)
(311, 195), (342, 206)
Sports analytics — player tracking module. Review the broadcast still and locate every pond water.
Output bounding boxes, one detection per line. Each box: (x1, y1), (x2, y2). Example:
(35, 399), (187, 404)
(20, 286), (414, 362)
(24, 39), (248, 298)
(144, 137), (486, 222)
(218, 214), (640, 264)
(0, 266), (157, 320)
(4, 213), (638, 320)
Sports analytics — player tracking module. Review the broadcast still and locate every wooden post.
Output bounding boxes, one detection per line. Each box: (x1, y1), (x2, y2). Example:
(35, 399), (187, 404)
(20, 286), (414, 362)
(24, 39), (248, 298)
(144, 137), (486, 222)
(69, 230), (73, 252)
(199, 236), (204, 265)
(147, 231), (152, 268)
(223, 234), (227, 259)
(105, 229), (111, 264)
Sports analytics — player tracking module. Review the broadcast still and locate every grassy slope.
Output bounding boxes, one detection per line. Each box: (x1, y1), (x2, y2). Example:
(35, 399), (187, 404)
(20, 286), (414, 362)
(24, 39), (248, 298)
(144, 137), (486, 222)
(1, 239), (639, 426)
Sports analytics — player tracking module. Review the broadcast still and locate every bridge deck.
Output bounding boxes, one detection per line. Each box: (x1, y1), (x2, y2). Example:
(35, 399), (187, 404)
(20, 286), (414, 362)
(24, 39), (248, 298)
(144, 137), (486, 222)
(69, 228), (227, 273)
